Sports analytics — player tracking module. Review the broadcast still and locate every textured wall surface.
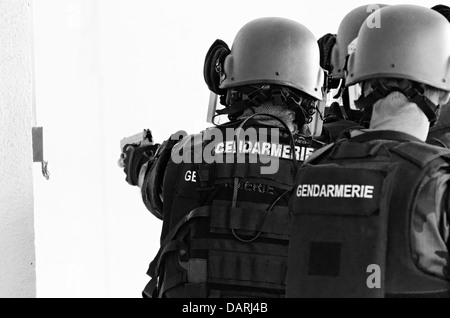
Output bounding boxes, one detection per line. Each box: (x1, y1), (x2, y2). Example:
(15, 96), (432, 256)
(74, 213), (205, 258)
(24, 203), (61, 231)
(0, 0), (36, 298)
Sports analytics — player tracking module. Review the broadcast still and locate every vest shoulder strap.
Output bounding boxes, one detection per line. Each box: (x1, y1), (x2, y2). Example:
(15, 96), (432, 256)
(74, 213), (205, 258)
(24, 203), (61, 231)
(305, 142), (336, 164)
(321, 131), (450, 169)
(391, 141), (450, 168)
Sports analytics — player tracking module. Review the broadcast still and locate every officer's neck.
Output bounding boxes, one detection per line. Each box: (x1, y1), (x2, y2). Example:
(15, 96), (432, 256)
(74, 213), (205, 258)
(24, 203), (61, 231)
(369, 103), (430, 142)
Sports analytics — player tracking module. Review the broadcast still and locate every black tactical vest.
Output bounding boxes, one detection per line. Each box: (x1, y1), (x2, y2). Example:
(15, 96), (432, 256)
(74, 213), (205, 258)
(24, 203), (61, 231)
(287, 130), (450, 298)
(144, 120), (323, 298)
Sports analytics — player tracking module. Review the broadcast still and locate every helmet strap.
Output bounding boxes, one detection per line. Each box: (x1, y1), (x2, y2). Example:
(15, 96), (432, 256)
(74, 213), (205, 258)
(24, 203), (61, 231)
(215, 101), (250, 119)
(354, 80), (440, 127)
(216, 86), (267, 119)
(218, 85), (322, 129)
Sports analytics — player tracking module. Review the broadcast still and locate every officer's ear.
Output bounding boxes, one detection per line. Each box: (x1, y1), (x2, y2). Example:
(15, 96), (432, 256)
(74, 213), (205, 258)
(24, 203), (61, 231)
(439, 91), (450, 106)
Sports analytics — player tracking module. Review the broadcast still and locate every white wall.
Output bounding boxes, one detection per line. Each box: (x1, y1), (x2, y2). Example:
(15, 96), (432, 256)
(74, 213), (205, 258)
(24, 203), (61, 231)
(32, 0), (439, 298)
(0, 0), (36, 298)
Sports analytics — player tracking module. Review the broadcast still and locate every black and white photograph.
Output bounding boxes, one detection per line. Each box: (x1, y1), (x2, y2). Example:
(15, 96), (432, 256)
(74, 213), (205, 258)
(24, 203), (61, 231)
(0, 0), (449, 301)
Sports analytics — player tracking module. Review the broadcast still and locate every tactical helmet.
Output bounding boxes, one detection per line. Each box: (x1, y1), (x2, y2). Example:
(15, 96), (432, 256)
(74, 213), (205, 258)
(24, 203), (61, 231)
(219, 17), (324, 100)
(346, 5), (450, 91)
(345, 5), (450, 126)
(330, 4), (388, 79)
(432, 4), (450, 22)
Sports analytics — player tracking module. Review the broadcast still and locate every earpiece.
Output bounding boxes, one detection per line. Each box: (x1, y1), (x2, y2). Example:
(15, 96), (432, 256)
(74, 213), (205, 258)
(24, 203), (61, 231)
(203, 39), (231, 95)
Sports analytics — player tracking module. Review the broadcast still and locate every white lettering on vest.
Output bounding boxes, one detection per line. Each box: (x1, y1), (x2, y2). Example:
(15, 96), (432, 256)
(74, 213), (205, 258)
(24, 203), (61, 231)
(296, 184), (375, 199)
(184, 170), (197, 183)
(214, 141), (315, 162)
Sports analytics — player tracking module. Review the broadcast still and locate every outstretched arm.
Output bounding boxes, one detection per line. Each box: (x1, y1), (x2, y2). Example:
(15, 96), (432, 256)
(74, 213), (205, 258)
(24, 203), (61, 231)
(121, 131), (187, 219)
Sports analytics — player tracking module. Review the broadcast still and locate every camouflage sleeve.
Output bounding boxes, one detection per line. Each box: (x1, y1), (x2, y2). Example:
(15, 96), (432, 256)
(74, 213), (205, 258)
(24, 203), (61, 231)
(412, 173), (450, 279)
(440, 174), (450, 246)
(444, 180), (450, 250)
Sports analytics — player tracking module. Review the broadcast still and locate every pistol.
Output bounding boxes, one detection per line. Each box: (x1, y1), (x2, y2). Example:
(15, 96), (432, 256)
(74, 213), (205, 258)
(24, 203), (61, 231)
(118, 129), (154, 168)
(120, 129), (154, 151)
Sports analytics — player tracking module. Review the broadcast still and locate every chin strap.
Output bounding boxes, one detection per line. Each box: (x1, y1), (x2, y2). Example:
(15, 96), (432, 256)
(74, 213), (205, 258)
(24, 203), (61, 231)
(354, 80), (440, 127)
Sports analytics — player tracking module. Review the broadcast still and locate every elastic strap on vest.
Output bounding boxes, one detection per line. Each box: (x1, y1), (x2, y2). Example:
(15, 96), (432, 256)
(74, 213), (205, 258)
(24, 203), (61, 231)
(143, 207), (211, 298)
(151, 240), (287, 297)
(143, 240), (180, 298)
(145, 241), (209, 298)
(149, 207), (211, 278)
(159, 274), (206, 298)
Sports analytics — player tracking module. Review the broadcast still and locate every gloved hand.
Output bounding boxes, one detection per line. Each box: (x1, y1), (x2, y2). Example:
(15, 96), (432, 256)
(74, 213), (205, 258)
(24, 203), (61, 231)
(121, 144), (160, 186)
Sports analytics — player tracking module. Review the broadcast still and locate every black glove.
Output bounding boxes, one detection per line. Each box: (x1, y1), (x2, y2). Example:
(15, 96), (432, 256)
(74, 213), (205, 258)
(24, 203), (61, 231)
(122, 144), (160, 186)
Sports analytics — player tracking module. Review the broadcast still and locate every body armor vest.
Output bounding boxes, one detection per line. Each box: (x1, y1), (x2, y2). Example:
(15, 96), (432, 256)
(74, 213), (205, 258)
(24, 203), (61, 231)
(287, 130), (450, 298)
(143, 120), (323, 298)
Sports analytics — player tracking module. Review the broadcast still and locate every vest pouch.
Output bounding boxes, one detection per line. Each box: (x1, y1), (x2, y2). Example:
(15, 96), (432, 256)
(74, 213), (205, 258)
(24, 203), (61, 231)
(156, 202), (291, 297)
(287, 162), (398, 298)
(201, 202), (290, 292)
(209, 201), (290, 241)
